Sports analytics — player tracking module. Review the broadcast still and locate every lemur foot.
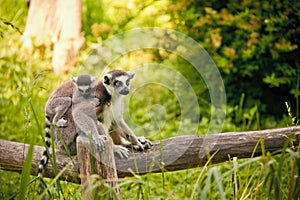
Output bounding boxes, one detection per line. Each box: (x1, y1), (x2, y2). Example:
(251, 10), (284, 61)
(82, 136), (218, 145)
(130, 136), (152, 151)
(94, 135), (107, 152)
(113, 145), (130, 159)
(131, 141), (144, 151)
(55, 118), (68, 127)
(137, 136), (152, 150)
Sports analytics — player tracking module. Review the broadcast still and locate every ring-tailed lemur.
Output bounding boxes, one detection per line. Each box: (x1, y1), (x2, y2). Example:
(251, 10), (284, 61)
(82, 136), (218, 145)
(95, 70), (149, 149)
(38, 70), (152, 195)
(71, 74), (107, 152)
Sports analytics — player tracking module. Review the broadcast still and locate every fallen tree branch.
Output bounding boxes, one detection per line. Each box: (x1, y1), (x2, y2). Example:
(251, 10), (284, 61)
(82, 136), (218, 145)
(0, 126), (299, 184)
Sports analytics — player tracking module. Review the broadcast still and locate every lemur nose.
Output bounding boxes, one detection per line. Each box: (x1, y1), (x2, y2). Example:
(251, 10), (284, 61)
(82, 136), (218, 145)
(120, 87), (129, 95)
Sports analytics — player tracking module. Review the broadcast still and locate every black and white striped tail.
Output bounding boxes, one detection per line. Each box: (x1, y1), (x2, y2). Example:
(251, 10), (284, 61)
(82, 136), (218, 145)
(38, 117), (51, 195)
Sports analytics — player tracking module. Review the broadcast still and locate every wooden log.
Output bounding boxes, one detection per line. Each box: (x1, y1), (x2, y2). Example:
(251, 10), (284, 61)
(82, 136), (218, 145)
(0, 126), (299, 184)
(76, 135), (120, 199)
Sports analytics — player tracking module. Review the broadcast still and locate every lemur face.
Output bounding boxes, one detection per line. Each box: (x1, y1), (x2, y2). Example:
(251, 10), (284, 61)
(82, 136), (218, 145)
(103, 70), (135, 96)
(72, 74), (97, 97)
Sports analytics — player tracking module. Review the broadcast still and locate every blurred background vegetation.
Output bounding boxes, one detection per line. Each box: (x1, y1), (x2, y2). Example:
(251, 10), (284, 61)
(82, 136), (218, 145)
(0, 0), (299, 199)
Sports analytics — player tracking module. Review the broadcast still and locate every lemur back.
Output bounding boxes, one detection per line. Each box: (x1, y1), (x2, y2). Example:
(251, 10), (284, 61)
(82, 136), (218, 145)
(38, 81), (73, 195)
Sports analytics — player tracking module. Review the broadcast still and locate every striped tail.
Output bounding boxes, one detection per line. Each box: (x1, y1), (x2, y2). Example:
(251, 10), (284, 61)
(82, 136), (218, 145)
(38, 117), (51, 195)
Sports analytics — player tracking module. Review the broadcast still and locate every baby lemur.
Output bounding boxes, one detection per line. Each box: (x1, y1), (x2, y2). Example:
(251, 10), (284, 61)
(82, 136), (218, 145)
(71, 74), (107, 152)
(38, 70), (152, 186)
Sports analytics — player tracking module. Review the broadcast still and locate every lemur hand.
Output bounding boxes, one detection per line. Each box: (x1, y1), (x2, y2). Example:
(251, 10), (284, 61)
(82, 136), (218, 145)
(113, 145), (130, 159)
(93, 134), (107, 152)
(90, 97), (100, 107)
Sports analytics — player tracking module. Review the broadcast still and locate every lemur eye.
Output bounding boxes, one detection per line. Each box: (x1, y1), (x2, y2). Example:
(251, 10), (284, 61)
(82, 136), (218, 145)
(114, 81), (121, 87)
(126, 80), (129, 86)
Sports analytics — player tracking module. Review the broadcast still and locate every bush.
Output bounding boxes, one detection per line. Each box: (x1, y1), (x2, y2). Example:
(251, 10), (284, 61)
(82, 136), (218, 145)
(168, 0), (300, 121)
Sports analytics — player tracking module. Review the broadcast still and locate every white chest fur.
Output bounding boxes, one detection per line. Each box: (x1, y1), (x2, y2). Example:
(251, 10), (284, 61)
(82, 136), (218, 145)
(102, 105), (113, 133)
(102, 95), (124, 133)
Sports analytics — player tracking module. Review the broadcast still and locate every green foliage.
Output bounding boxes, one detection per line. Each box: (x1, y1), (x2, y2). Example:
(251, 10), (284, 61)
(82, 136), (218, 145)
(0, 0), (26, 38)
(169, 0), (300, 120)
(82, 0), (171, 42)
(1, 0), (300, 199)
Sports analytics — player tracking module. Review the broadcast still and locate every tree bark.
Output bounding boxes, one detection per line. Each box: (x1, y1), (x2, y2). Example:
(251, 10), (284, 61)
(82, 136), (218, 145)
(76, 136), (121, 199)
(20, 0), (84, 73)
(0, 126), (299, 183)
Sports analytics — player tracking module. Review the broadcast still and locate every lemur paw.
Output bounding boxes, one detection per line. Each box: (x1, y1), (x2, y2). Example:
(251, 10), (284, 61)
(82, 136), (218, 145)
(94, 135), (107, 152)
(56, 118), (68, 127)
(131, 141), (145, 151)
(137, 136), (153, 150)
(113, 145), (130, 159)
(91, 97), (100, 106)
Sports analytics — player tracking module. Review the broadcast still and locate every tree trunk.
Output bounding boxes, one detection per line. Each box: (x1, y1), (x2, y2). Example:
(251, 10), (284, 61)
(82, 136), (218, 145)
(76, 136), (121, 199)
(21, 0), (84, 73)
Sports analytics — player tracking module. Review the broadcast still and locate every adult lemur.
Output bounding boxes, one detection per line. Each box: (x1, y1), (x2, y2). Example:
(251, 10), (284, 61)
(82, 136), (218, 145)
(38, 70), (152, 187)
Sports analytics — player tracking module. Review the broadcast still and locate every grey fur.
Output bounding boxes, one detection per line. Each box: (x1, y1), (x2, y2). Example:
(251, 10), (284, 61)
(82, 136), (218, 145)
(71, 74), (107, 152)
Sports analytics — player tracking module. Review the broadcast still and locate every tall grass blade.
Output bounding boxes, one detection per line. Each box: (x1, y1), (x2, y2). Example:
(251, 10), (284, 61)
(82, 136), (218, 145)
(57, 130), (76, 166)
(232, 157), (239, 199)
(212, 167), (225, 200)
(19, 142), (34, 200)
(159, 139), (165, 199)
(19, 101), (39, 199)
(88, 132), (95, 174)
(39, 162), (72, 199)
(190, 150), (218, 199)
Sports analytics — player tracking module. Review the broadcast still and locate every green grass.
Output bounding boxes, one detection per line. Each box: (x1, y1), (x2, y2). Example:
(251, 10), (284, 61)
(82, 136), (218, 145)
(1, 0), (299, 199)
(119, 145), (299, 199)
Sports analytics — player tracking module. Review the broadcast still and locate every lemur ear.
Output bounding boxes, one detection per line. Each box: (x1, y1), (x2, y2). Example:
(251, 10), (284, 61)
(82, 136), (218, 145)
(91, 76), (97, 87)
(71, 76), (78, 83)
(104, 74), (112, 85)
(128, 71), (135, 80)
